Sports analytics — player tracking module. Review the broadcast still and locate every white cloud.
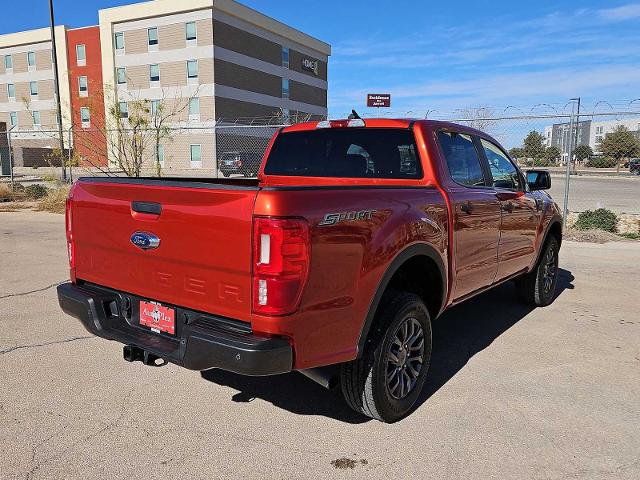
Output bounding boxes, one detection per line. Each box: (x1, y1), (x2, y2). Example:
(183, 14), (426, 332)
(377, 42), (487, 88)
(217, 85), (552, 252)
(598, 3), (640, 21)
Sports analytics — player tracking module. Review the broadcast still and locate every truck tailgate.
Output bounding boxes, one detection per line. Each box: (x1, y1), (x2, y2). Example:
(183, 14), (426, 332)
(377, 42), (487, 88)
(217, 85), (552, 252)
(71, 178), (258, 322)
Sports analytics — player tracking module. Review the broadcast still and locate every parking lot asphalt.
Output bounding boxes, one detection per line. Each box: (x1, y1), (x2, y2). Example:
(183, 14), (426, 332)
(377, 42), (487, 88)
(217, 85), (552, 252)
(1, 211), (639, 480)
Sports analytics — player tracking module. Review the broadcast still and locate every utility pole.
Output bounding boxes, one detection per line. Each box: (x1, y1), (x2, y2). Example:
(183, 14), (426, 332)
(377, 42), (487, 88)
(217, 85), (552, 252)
(49, 0), (67, 181)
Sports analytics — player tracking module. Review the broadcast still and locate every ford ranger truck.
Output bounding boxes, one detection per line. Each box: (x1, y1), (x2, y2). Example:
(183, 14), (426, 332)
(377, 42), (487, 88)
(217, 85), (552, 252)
(57, 119), (562, 423)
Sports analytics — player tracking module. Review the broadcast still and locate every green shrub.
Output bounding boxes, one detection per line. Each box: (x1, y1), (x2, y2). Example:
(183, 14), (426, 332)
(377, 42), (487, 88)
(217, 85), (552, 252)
(24, 184), (49, 200)
(575, 208), (617, 232)
(585, 157), (617, 168)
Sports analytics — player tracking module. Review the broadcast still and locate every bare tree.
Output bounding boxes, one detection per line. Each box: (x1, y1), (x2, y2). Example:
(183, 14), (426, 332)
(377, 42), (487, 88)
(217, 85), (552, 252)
(454, 106), (497, 132)
(76, 84), (199, 177)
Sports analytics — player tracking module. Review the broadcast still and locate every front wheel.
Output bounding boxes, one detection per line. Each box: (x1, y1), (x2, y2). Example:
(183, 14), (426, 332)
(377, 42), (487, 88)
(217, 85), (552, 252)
(340, 292), (432, 423)
(516, 236), (560, 306)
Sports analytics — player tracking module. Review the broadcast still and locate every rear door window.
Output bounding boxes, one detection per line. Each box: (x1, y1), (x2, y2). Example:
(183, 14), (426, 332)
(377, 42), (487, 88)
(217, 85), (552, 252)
(437, 131), (486, 187)
(264, 128), (422, 179)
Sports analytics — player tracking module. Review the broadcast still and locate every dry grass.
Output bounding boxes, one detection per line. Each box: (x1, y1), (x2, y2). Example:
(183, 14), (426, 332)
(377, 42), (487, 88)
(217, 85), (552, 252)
(35, 185), (71, 214)
(0, 183), (14, 201)
(564, 227), (634, 243)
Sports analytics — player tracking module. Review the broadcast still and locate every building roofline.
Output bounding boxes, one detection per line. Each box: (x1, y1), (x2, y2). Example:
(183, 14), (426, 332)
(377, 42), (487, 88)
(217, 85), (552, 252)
(98, 0), (331, 56)
(0, 25), (66, 48)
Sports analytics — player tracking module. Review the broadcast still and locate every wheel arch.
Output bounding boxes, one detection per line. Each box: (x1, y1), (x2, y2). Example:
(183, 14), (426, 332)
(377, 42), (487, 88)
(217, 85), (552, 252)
(356, 243), (446, 358)
(533, 215), (563, 267)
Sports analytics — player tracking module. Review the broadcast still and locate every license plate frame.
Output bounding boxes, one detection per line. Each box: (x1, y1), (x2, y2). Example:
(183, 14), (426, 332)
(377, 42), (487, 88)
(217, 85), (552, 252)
(139, 300), (176, 336)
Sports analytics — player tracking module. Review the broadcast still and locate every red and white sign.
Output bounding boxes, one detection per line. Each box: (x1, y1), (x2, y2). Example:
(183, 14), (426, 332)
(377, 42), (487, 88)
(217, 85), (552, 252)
(367, 93), (391, 108)
(139, 300), (175, 335)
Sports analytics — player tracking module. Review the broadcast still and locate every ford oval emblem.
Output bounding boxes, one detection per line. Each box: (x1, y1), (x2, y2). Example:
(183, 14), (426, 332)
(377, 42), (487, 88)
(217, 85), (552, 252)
(130, 231), (160, 250)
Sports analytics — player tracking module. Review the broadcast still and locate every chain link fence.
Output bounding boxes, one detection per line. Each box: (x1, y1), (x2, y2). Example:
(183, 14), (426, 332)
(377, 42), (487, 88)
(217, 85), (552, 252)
(2, 111), (639, 234)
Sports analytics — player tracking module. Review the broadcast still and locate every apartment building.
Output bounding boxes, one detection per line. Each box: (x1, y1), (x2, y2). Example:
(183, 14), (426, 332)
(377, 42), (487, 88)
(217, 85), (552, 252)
(98, 0), (331, 171)
(0, 0), (330, 172)
(544, 118), (640, 156)
(0, 26), (70, 167)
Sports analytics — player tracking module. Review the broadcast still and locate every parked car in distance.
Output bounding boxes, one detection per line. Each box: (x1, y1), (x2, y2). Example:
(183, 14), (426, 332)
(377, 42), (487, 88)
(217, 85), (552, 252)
(629, 158), (640, 175)
(219, 151), (262, 177)
(58, 118), (563, 423)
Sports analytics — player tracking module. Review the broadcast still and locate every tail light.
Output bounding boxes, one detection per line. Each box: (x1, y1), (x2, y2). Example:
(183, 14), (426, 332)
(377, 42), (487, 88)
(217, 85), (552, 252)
(65, 194), (76, 282)
(252, 217), (310, 316)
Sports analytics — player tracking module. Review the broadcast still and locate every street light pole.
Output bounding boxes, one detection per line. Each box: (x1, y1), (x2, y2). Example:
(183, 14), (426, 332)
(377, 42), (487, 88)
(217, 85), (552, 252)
(49, 0), (67, 182)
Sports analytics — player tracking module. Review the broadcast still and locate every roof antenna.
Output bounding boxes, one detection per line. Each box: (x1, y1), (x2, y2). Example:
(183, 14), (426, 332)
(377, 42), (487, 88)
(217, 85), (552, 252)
(347, 109), (361, 120)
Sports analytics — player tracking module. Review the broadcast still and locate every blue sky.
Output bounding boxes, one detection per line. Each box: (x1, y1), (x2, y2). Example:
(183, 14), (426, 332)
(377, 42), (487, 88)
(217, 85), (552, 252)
(2, 0), (640, 119)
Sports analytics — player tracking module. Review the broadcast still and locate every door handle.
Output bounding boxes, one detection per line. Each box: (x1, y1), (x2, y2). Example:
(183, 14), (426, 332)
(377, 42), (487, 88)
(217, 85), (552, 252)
(501, 202), (514, 213)
(460, 201), (473, 214)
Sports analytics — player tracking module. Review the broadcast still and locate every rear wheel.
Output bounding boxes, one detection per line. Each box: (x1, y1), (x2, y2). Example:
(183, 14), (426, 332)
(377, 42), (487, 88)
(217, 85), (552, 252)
(516, 236), (560, 307)
(340, 292), (432, 423)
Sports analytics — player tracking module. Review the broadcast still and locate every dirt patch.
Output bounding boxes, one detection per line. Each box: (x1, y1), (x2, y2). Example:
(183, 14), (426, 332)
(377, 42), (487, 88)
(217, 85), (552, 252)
(564, 228), (636, 243)
(331, 457), (368, 469)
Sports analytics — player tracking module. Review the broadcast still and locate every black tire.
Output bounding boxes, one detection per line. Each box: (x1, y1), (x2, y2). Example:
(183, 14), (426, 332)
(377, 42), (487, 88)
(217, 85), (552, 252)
(516, 236), (560, 307)
(340, 292), (432, 423)
(221, 171), (230, 177)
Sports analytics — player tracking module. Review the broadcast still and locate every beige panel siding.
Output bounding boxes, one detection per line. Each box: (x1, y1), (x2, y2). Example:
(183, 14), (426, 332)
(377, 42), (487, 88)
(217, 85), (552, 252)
(18, 110), (33, 126)
(145, 133), (215, 170)
(160, 61), (187, 87)
(15, 83), (30, 102)
(200, 95), (214, 120)
(124, 29), (148, 55)
(125, 64), (150, 90)
(0, 85), (7, 103)
(159, 23), (186, 51)
(38, 80), (55, 100)
(40, 110), (57, 128)
(35, 50), (52, 71)
(198, 58), (214, 85)
(12, 53), (28, 74)
(0, 60), (5, 75)
(197, 19), (213, 47)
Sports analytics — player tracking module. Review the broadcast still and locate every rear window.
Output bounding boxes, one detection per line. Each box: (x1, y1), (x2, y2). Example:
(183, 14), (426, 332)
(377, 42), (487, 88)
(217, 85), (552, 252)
(264, 128), (422, 179)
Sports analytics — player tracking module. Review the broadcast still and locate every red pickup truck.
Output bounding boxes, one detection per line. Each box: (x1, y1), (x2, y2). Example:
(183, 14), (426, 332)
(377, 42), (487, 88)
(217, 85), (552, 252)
(58, 118), (562, 422)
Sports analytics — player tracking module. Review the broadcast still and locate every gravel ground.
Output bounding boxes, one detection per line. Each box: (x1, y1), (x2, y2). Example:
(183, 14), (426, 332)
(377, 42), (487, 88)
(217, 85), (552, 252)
(0, 211), (639, 479)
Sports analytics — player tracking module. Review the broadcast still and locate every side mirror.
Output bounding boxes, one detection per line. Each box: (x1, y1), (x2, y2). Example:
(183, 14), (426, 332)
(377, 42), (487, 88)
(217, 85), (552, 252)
(526, 170), (551, 190)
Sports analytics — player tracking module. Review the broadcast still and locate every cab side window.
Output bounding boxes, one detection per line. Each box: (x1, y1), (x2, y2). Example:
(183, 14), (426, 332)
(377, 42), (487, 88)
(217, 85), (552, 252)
(481, 139), (523, 190)
(437, 131), (486, 187)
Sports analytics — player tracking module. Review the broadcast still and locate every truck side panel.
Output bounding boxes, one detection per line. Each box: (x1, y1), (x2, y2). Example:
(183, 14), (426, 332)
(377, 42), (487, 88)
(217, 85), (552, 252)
(251, 187), (448, 369)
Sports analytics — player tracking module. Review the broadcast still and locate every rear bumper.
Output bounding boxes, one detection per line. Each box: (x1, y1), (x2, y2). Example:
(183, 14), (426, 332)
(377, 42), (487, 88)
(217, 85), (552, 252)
(57, 282), (292, 375)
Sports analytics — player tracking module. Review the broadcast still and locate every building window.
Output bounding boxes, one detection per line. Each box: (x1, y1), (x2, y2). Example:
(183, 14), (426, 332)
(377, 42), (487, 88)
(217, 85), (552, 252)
(189, 97), (200, 120)
(5, 55), (12, 70)
(186, 22), (197, 41)
(78, 76), (88, 96)
(151, 100), (160, 116)
(80, 107), (90, 127)
(149, 64), (160, 82)
(27, 51), (36, 68)
(282, 46), (289, 68)
(9, 112), (17, 127)
(7, 84), (15, 99)
(282, 78), (289, 99)
(190, 144), (201, 167)
(114, 32), (125, 53)
(119, 102), (128, 119)
(187, 60), (198, 79)
(76, 44), (86, 65)
(30, 81), (39, 96)
(147, 27), (158, 47)
(32, 111), (41, 126)
(155, 144), (164, 166)
(117, 67), (126, 85)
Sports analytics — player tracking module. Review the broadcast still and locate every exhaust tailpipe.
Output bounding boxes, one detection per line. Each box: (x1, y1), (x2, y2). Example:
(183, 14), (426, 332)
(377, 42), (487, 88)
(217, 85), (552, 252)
(299, 366), (339, 390)
(123, 345), (167, 367)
